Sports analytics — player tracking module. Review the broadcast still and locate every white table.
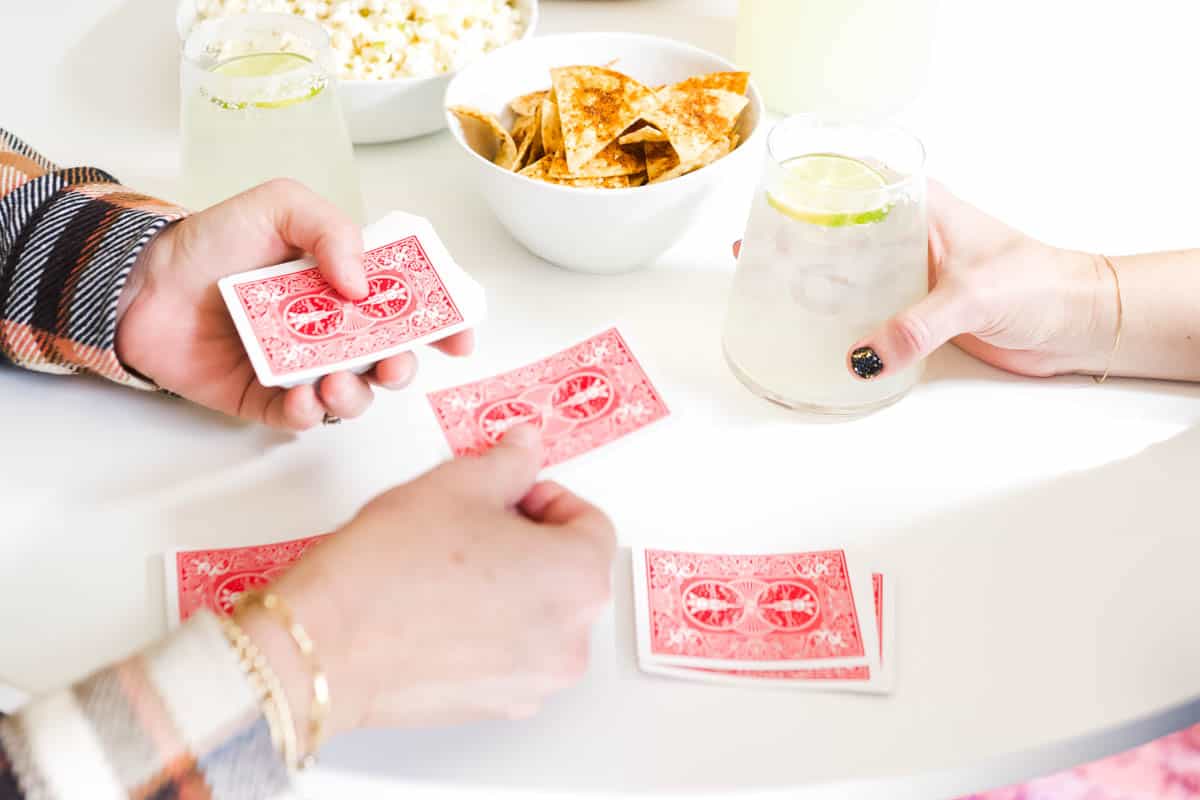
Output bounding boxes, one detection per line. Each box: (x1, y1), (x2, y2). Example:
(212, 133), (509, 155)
(5, 1), (1200, 798)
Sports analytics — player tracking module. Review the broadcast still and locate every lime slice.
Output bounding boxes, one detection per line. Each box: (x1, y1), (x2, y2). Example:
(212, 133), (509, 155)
(209, 52), (325, 109)
(767, 154), (892, 226)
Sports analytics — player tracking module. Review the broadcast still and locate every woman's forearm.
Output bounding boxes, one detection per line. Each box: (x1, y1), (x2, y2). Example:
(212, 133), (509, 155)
(1086, 250), (1200, 381)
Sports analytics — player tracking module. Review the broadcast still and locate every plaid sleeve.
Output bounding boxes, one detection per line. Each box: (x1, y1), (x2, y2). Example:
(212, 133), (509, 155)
(0, 129), (188, 388)
(0, 612), (291, 800)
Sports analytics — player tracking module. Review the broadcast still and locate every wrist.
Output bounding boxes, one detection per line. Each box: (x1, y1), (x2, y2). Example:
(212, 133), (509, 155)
(1043, 247), (1119, 375)
(114, 225), (175, 376)
(234, 580), (363, 756)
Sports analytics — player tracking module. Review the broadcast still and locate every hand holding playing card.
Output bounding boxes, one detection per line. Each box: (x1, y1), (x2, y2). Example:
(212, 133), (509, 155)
(115, 179), (473, 430)
(233, 425), (616, 742)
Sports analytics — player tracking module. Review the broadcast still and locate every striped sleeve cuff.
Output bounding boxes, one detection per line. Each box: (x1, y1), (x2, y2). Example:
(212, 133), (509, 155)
(0, 176), (188, 389)
(0, 612), (291, 800)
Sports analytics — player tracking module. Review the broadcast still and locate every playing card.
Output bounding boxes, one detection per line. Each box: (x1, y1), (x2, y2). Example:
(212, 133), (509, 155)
(637, 572), (896, 693)
(632, 547), (879, 671)
(164, 534), (329, 628)
(0, 680), (28, 714)
(427, 327), (669, 467)
(219, 211), (486, 388)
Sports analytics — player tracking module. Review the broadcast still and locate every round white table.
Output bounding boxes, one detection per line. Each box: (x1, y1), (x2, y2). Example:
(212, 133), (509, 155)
(5, 1), (1200, 798)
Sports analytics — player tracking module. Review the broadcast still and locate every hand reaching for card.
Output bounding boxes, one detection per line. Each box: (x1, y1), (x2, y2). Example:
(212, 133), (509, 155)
(235, 425), (616, 741)
(115, 179), (474, 430)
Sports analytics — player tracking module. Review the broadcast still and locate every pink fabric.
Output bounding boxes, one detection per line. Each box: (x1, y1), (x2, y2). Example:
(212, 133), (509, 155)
(963, 724), (1200, 799)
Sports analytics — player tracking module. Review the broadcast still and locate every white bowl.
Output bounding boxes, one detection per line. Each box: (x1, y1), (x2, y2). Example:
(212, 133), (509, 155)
(175, 0), (538, 144)
(443, 32), (764, 273)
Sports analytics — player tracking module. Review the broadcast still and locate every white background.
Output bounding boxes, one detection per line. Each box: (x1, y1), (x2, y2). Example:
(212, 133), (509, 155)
(4, 1), (1200, 798)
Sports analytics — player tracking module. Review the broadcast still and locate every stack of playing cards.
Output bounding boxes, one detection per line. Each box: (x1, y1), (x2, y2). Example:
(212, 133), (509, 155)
(632, 547), (894, 693)
(219, 211), (486, 389)
(164, 535), (329, 627)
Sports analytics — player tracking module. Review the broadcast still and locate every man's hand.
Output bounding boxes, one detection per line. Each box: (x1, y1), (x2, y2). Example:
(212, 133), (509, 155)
(116, 179), (473, 429)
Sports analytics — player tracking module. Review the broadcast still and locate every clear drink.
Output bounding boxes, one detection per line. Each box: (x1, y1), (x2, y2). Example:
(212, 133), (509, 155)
(735, 0), (937, 118)
(723, 117), (927, 415)
(181, 14), (364, 221)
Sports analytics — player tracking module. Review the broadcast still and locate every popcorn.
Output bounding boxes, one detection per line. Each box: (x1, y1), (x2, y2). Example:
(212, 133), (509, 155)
(193, 0), (523, 80)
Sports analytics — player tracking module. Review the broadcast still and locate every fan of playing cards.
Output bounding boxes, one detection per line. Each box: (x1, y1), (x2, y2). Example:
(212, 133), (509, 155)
(183, 210), (897, 697)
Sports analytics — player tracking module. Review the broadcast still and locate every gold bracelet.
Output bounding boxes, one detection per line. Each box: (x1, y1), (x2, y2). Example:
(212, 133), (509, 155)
(238, 591), (330, 770)
(1093, 254), (1124, 384)
(218, 615), (300, 769)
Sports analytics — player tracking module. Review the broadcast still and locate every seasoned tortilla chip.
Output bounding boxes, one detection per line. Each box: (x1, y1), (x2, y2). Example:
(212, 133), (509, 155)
(641, 87), (748, 165)
(540, 95), (563, 160)
(618, 124), (668, 146)
(449, 105), (518, 169)
(518, 156), (631, 188)
(512, 104), (545, 171)
(510, 89), (549, 117)
(547, 140), (643, 178)
(649, 135), (734, 183)
(550, 65), (658, 174)
(644, 140), (680, 182)
(665, 71), (750, 96)
(564, 174), (632, 188)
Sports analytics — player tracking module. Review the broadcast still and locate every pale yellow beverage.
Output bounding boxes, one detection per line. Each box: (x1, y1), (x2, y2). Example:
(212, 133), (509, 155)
(180, 15), (364, 221)
(723, 118), (928, 415)
(736, 0), (938, 117)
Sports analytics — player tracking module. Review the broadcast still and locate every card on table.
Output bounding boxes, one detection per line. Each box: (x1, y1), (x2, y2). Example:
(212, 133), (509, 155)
(632, 547), (881, 674)
(637, 571), (895, 693)
(219, 211), (486, 388)
(164, 534), (329, 628)
(426, 326), (670, 467)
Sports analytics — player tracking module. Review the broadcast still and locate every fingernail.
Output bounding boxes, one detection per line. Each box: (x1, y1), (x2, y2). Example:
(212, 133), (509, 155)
(849, 346), (884, 380)
(502, 424), (539, 449)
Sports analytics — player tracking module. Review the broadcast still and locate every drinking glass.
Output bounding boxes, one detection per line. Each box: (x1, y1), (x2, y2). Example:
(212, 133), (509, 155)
(723, 116), (927, 415)
(180, 13), (365, 221)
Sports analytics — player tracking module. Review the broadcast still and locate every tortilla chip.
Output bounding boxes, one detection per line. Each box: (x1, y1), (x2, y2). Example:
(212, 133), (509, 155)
(510, 89), (548, 117)
(449, 105), (518, 169)
(629, 172), (649, 187)
(618, 124), (668, 146)
(665, 71), (750, 96)
(512, 104), (545, 171)
(644, 140), (680, 182)
(518, 156), (631, 188)
(564, 174), (632, 188)
(649, 135), (734, 183)
(550, 65), (658, 174)
(641, 87), (748, 165)
(548, 140), (643, 179)
(540, 95), (563, 161)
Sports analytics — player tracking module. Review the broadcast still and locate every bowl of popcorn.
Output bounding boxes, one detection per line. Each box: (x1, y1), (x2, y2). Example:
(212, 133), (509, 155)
(177, 0), (538, 144)
(443, 32), (763, 273)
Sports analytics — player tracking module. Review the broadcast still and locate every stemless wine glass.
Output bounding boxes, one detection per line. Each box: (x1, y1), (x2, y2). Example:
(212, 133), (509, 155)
(180, 13), (365, 221)
(723, 115), (927, 416)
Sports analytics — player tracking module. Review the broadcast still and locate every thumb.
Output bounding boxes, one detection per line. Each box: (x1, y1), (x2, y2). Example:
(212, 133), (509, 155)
(847, 287), (969, 380)
(260, 179), (369, 300)
(460, 423), (545, 507)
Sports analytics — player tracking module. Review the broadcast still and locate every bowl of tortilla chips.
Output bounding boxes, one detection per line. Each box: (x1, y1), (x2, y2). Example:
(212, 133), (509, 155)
(444, 32), (763, 273)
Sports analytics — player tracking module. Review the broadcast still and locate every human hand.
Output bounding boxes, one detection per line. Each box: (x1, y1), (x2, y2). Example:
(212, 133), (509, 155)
(844, 180), (1116, 379)
(238, 425), (616, 743)
(115, 179), (474, 429)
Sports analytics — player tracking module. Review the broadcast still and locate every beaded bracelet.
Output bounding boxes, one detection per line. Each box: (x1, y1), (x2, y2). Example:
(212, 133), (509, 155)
(218, 615), (300, 769)
(238, 591), (330, 770)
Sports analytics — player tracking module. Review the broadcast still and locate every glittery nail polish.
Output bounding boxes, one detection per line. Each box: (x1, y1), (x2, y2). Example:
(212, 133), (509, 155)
(850, 347), (884, 379)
